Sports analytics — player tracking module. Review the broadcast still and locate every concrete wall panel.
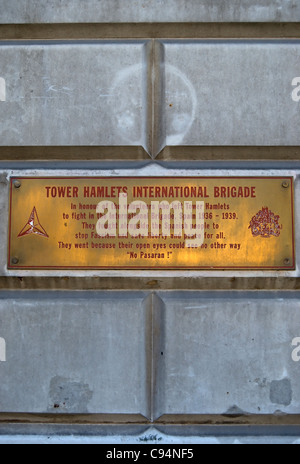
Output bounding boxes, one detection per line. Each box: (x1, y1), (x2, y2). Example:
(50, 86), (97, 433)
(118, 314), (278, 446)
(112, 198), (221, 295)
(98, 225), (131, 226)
(0, 292), (150, 416)
(0, 42), (148, 149)
(161, 41), (300, 148)
(2, 1), (300, 23)
(155, 292), (300, 417)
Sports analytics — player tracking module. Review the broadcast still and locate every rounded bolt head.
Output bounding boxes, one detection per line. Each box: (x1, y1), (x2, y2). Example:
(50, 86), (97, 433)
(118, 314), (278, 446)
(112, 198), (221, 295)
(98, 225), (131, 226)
(11, 257), (19, 265)
(282, 181), (290, 189)
(13, 180), (21, 189)
(284, 258), (291, 266)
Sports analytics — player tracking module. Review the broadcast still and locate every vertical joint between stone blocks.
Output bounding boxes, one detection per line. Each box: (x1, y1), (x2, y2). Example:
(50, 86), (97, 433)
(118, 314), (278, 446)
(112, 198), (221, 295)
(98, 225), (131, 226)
(144, 292), (165, 422)
(145, 40), (165, 158)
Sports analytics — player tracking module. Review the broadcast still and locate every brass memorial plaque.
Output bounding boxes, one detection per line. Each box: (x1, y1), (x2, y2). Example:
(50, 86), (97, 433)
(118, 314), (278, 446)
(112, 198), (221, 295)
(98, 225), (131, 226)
(8, 177), (295, 270)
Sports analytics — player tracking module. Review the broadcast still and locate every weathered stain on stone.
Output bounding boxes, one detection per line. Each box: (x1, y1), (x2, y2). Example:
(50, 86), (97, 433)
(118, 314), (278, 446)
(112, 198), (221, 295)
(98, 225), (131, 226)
(48, 376), (93, 413)
(270, 378), (292, 407)
(223, 405), (248, 417)
(254, 378), (268, 388)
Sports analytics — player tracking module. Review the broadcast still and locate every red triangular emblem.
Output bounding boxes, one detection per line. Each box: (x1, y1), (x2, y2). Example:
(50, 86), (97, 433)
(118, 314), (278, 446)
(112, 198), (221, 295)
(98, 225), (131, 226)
(18, 207), (49, 238)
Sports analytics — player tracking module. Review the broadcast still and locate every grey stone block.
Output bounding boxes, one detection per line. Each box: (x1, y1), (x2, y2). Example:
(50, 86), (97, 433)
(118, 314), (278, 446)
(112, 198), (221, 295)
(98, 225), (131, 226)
(160, 41), (300, 149)
(0, 42), (148, 149)
(1, 0), (300, 23)
(0, 292), (150, 416)
(154, 292), (300, 417)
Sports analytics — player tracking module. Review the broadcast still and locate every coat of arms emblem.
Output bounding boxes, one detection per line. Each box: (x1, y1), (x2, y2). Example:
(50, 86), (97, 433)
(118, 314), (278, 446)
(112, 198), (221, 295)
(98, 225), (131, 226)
(249, 207), (282, 238)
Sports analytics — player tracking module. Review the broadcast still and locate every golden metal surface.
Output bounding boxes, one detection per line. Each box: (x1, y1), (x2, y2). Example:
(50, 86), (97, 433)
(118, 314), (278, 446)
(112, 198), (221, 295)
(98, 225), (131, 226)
(8, 177), (295, 270)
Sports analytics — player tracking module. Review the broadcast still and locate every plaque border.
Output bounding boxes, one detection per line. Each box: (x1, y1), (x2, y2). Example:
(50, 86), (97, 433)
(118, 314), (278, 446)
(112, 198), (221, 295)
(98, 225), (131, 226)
(8, 176), (295, 271)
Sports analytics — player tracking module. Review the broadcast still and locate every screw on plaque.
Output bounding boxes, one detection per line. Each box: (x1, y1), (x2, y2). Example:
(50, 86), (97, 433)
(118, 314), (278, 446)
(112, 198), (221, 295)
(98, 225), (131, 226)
(284, 258), (291, 266)
(282, 180), (290, 189)
(13, 180), (21, 189)
(11, 257), (19, 265)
